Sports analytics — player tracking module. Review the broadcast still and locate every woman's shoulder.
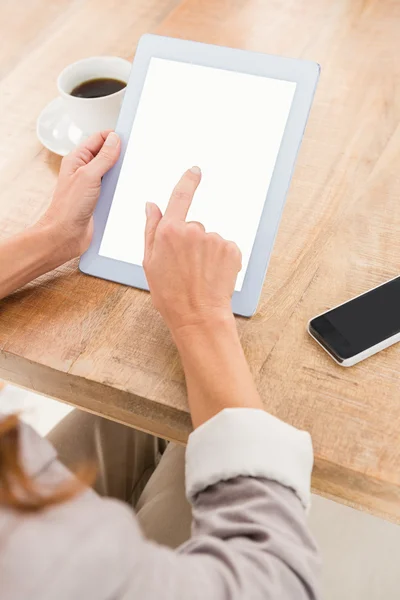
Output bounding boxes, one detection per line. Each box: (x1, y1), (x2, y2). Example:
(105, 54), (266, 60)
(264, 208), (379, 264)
(0, 492), (140, 599)
(0, 422), (141, 600)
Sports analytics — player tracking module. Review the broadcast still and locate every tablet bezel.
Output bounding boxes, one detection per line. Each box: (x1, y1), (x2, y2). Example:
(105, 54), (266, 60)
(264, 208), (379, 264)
(80, 34), (320, 317)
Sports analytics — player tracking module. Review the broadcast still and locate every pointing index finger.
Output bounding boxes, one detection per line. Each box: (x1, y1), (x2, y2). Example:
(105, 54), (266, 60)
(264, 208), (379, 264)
(164, 166), (202, 221)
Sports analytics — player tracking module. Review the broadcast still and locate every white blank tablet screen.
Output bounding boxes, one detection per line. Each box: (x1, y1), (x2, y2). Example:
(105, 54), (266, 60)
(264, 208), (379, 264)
(99, 58), (296, 290)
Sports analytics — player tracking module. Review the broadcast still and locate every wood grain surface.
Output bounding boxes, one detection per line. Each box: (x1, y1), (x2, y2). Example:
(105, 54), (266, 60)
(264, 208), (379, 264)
(1, 0), (400, 521)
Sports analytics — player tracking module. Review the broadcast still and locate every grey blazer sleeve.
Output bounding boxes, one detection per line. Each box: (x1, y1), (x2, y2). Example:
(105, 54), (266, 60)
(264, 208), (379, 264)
(119, 409), (320, 599)
(120, 477), (319, 600)
(183, 477), (319, 598)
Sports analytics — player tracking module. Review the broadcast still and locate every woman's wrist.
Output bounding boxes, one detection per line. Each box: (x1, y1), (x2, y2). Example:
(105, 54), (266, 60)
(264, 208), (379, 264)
(0, 223), (73, 301)
(171, 309), (237, 349)
(35, 211), (85, 265)
(30, 221), (73, 269)
(173, 310), (263, 428)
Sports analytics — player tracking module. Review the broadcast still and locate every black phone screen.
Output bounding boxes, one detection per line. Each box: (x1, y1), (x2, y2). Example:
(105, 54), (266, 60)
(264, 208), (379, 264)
(310, 277), (400, 360)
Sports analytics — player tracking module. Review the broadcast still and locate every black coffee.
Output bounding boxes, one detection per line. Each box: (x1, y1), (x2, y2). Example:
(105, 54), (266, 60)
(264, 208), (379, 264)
(70, 77), (126, 98)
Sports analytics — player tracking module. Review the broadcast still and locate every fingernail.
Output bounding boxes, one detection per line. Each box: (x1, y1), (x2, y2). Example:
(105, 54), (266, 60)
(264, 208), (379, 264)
(104, 132), (119, 147)
(145, 202), (152, 217)
(190, 165), (201, 175)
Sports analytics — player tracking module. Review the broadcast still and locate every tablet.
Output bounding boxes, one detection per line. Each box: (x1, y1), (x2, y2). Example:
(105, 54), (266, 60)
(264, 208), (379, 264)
(80, 34), (319, 316)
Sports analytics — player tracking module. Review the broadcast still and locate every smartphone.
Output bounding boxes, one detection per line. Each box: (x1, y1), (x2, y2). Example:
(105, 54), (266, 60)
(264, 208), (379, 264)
(308, 276), (400, 366)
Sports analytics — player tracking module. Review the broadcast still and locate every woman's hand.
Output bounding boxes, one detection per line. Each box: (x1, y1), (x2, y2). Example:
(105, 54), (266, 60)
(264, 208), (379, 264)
(0, 131), (119, 301)
(40, 130), (120, 261)
(143, 167), (242, 337)
(144, 167), (263, 428)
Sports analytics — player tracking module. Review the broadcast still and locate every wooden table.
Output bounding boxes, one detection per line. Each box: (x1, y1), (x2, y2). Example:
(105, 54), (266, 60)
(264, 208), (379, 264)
(1, 0), (400, 522)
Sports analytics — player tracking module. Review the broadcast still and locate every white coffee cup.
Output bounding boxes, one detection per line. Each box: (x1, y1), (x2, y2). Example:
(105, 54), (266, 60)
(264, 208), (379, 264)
(57, 56), (131, 135)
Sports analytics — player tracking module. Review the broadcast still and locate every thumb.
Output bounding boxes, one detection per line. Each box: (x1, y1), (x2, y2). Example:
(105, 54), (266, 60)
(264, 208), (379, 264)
(85, 132), (120, 178)
(144, 202), (162, 261)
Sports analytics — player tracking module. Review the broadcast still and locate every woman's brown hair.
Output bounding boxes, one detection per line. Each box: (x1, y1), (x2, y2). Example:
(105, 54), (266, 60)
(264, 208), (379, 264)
(0, 414), (93, 512)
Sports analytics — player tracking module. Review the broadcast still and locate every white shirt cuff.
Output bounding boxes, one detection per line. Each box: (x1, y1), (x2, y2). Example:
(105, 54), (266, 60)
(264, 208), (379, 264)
(185, 408), (313, 510)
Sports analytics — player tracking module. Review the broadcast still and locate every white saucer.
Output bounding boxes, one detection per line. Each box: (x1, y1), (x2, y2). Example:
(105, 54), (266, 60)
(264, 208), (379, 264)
(36, 96), (85, 156)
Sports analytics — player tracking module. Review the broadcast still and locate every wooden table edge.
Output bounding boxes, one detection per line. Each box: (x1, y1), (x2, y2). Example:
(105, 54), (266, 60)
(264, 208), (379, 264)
(2, 350), (399, 522)
(0, 350), (192, 444)
(312, 458), (400, 524)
